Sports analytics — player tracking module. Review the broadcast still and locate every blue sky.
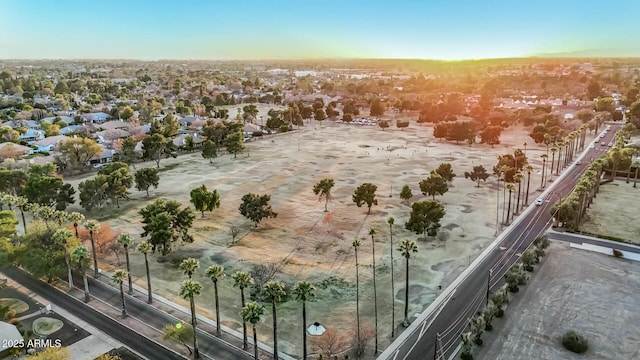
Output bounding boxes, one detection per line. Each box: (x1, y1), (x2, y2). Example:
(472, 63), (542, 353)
(1, 0), (638, 60)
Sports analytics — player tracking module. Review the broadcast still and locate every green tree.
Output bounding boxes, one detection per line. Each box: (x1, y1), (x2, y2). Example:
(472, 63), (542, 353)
(52, 228), (74, 292)
(224, 131), (245, 158)
(117, 136), (138, 165)
(190, 185), (221, 218)
(201, 140), (217, 163)
(23, 166), (76, 210)
(85, 219), (101, 278)
(205, 264), (226, 336)
(241, 302), (266, 360)
(71, 246), (91, 302)
(263, 281), (286, 360)
(67, 212), (84, 239)
(352, 183), (378, 214)
(292, 281), (315, 360)
(239, 193), (277, 228)
(78, 175), (109, 212)
(434, 163), (456, 182)
(136, 241), (154, 303)
(397, 239), (418, 326)
(314, 108), (326, 121)
(312, 178), (335, 212)
(480, 126), (502, 146)
(419, 173), (448, 200)
(112, 269), (129, 318)
(98, 162), (133, 208)
(404, 200), (446, 238)
(370, 98), (386, 116)
(162, 323), (194, 356)
(179, 258), (200, 279)
(378, 120), (389, 130)
(595, 97), (615, 114)
(57, 137), (103, 170)
(464, 165), (490, 187)
(134, 168), (160, 197)
(117, 234), (135, 295)
(232, 271), (255, 350)
(119, 106), (134, 120)
(179, 279), (203, 359)
(142, 133), (171, 168)
(139, 198), (195, 255)
(399, 184), (412, 202)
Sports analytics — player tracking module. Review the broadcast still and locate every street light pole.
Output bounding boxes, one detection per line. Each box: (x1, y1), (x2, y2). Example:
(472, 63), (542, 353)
(495, 175), (500, 236)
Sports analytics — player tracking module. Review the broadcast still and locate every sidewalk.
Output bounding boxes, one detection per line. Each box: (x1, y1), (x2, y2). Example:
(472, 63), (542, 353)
(1, 276), (130, 360)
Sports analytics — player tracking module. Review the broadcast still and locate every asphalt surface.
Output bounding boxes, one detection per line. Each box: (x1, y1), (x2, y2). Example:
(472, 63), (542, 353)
(548, 231), (640, 254)
(1, 267), (186, 360)
(76, 274), (255, 360)
(383, 123), (622, 360)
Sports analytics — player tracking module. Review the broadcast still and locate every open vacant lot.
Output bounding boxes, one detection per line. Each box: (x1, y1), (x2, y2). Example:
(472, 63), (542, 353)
(63, 117), (587, 357)
(476, 242), (640, 360)
(580, 180), (640, 243)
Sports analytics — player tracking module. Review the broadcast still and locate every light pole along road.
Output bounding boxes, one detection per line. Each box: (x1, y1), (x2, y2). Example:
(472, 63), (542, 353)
(379, 123), (622, 360)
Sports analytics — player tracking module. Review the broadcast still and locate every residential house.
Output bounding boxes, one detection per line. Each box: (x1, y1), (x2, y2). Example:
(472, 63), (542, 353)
(82, 112), (111, 124)
(94, 120), (129, 131)
(89, 148), (116, 166)
(41, 116), (74, 125)
(243, 123), (262, 137)
(178, 116), (200, 128)
(0, 142), (31, 160)
(96, 129), (131, 143)
(3, 120), (40, 130)
(20, 129), (45, 142)
(60, 125), (88, 135)
(172, 133), (204, 149)
(31, 134), (69, 152)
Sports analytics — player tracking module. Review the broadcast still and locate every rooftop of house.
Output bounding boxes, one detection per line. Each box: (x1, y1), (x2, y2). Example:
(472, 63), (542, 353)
(41, 116), (74, 124)
(31, 134), (68, 146)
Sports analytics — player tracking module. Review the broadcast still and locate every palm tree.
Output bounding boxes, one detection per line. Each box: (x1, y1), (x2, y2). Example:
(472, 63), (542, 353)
(241, 302), (266, 360)
(112, 269), (129, 318)
(53, 229), (74, 292)
(84, 219), (101, 278)
(368, 227), (379, 354)
(522, 142), (527, 156)
(540, 154), (548, 189)
(37, 205), (55, 228)
(514, 172), (523, 216)
(68, 212), (85, 239)
(505, 183), (515, 225)
(52, 210), (67, 226)
(549, 146), (557, 181)
(555, 141), (564, 174)
(117, 234), (135, 295)
(387, 216), (396, 337)
(263, 281), (286, 360)
(205, 264), (226, 336)
(136, 241), (154, 304)
(232, 271), (254, 350)
(352, 237), (362, 351)
(179, 258), (200, 279)
(180, 279), (203, 359)
(524, 164), (533, 207)
(397, 239), (418, 326)
(13, 196), (28, 234)
(292, 281), (315, 360)
(71, 246), (91, 302)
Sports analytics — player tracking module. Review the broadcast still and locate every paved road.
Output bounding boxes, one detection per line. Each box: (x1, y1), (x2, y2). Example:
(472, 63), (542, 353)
(381, 123), (622, 360)
(548, 230), (640, 254)
(1, 267), (186, 360)
(76, 274), (255, 360)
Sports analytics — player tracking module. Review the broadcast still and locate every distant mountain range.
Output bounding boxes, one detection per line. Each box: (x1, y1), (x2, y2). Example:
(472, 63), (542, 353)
(531, 48), (640, 58)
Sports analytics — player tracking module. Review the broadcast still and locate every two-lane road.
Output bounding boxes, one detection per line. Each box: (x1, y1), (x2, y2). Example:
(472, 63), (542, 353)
(383, 123), (622, 360)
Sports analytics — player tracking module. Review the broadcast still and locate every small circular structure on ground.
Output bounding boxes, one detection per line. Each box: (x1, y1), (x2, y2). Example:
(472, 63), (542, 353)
(307, 322), (326, 336)
(32, 317), (64, 336)
(0, 298), (29, 315)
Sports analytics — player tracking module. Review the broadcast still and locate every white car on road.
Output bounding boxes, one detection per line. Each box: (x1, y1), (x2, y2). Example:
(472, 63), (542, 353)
(535, 198), (544, 206)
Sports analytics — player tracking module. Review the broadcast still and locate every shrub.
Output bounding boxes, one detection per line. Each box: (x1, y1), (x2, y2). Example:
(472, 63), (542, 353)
(460, 351), (473, 360)
(562, 331), (588, 353)
(495, 308), (505, 318)
(525, 265), (534, 272)
(252, 131), (263, 137)
(613, 249), (624, 258)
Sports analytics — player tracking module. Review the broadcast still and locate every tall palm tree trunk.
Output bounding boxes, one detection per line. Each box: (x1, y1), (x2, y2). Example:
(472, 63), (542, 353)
(403, 257), (409, 325)
(515, 181), (521, 215)
(119, 283), (127, 318)
(81, 263), (90, 303)
(549, 153), (555, 180)
(90, 232), (99, 278)
(19, 208), (27, 234)
(525, 171), (531, 207)
(389, 224), (395, 338)
(372, 239), (378, 354)
(63, 246), (73, 292)
(144, 254), (152, 303)
(190, 297), (200, 359)
(506, 190), (512, 225)
(252, 325), (259, 360)
(272, 301), (278, 360)
(354, 249), (360, 355)
(302, 301), (307, 360)
(241, 289), (248, 350)
(73, 223), (79, 238)
(214, 281), (221, 336)
(124, 247), (133, 295)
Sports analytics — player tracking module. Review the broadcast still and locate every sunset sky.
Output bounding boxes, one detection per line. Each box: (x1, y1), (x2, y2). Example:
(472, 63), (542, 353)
(1, 0), (638, 60)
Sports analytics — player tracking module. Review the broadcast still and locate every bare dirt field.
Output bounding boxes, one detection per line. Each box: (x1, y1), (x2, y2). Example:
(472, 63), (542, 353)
(476, 241), (640, 360)
(62, 115), (591, 357)
(579, 180), (640, 243)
